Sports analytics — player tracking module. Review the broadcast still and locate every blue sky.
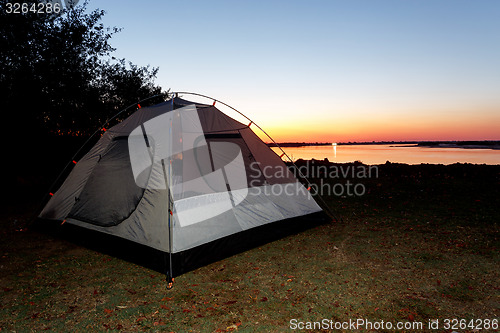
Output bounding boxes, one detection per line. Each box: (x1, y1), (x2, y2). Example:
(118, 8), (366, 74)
(95, 0), (500, 141)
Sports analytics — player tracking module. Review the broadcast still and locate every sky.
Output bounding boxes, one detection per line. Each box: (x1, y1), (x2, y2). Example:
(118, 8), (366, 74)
(93, 0), (500, 142)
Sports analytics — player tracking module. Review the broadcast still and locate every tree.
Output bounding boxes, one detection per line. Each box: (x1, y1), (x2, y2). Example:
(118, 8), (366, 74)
(0, 0), (167, 138)
(0, 0), (167, 195)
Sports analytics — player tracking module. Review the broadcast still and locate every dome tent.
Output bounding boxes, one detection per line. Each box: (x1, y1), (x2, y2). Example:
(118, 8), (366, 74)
(39, 94), (330, 285)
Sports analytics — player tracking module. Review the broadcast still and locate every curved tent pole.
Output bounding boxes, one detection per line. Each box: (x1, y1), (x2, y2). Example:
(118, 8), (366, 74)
(173, 91), (340, 222)
(39, 90), (338, 221)
(34, 90), (339, 263)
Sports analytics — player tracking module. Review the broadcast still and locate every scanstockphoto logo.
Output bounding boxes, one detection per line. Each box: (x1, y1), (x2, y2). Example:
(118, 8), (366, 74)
(127, 105), (248, 227)
(291, 161), (378, 197)
(248, 161), (378, 197)
(127, 104), (376, 226)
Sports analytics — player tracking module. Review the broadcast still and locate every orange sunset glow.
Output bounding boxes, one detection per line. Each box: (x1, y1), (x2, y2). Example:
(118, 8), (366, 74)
(262, 112), (500, 143)
(246, 101), (500, 143)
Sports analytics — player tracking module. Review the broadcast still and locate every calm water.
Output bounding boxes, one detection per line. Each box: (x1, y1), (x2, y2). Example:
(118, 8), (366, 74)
(271, 144), (500, 165)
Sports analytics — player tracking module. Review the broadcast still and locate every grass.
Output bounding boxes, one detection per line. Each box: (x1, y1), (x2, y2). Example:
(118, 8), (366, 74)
(0, 162), (499, 332)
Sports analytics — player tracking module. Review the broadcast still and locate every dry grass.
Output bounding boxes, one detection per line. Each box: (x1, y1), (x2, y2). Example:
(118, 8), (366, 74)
(0, 163), (499, 332)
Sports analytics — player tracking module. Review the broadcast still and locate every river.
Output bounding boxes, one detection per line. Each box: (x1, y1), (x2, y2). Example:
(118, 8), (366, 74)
(271, 144), (500, 165)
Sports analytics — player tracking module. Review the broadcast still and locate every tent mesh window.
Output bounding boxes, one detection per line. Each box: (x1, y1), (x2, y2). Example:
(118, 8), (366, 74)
(67, 137), (145, 226)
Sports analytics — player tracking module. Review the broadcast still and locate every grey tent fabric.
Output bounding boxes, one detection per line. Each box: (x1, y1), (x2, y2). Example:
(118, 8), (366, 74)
(40, 97), (324, 260)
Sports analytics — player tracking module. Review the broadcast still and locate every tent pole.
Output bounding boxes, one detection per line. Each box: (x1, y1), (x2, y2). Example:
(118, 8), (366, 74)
(165, 97), (175, 289)
(172, 92), (341, 222)
(161, 159), (175, 289)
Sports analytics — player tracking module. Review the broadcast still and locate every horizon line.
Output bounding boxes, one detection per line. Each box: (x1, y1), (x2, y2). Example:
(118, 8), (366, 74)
(267, 140), (500, 144)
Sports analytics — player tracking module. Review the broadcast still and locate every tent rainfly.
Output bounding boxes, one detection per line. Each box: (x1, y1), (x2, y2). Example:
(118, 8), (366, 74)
(39, 95), (329, 285)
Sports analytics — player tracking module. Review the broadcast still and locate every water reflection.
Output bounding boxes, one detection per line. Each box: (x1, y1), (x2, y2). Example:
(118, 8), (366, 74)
(272, 144), (500, 165)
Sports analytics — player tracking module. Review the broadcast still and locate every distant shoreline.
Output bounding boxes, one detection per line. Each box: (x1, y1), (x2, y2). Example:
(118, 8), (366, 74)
(416, 142), (500, 150)
(268, 141), (500, 150)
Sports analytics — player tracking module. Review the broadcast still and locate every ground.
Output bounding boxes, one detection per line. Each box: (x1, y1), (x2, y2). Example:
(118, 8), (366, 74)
(0, 162), (499, 332)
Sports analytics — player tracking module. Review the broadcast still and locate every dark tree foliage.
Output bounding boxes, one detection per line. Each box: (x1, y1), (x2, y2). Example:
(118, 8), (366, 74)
(0, 0), (167, 197)
(0, 0), (166, 137)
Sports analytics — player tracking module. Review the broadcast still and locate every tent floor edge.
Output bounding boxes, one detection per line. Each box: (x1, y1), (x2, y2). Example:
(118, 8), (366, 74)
(34, 211), (330, 280)
(33, 218), (170, 274)
(171, 211), (330, 277)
